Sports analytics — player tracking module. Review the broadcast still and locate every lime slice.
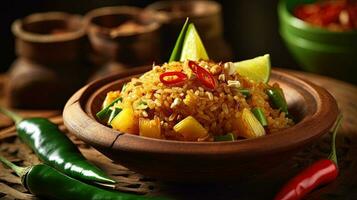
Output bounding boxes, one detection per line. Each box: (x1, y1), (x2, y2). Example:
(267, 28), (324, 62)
(180, 23), (209, 61)
(233, 54), (271, 83)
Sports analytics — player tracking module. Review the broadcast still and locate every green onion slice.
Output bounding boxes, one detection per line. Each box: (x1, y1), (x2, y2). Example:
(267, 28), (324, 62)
(214, 133), (235, 141)
(266, 88), (289, 114)
(251, 107), (268, 126)
(107, 107), (122, 125)
(96, 97), (122, 121)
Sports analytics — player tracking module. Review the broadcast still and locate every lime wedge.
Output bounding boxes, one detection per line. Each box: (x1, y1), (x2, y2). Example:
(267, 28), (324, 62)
(180, 23), (209, 61)
(233, 54), (271, 83)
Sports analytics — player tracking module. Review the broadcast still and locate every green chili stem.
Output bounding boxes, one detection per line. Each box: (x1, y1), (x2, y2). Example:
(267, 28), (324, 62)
(0, 107), (23, 124)
(94, 182), (116, 189)
(0, 156), (28, 177)
(328, 113), (343, 165)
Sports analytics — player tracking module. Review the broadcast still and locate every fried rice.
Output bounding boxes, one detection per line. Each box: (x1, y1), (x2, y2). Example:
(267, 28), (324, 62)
(104, 60), (294, 141)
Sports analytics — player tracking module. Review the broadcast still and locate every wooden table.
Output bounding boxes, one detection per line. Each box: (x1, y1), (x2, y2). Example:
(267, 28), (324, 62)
(0, 70), (356, 200)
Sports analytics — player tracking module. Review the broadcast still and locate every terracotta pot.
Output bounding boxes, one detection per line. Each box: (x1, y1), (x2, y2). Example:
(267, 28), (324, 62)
(85, 6), (161, 80)
(146, 0), (232, 61)
(7, 12), (89, 109)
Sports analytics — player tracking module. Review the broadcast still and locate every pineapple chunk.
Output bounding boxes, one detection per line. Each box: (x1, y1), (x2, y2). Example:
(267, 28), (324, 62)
(235, 108), (266, 138)
(111, 107), (138, 134)
(173, 116), (208, 141)
(139, 117), (161, 139)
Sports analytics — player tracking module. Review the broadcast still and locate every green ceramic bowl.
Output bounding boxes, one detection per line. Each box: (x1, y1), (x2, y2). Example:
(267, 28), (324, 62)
(278, 0), (357, 84)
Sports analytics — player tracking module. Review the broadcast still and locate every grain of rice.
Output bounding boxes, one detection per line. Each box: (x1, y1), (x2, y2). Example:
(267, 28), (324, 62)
(142, 111), (148, 117)
(206, 91), (213, 100)
(222, 103), (229, 114)
(170, 98), (182, 109)
(218, 74), (226, 82)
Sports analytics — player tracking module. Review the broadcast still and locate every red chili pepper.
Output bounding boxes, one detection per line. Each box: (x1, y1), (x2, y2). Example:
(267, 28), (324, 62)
(274, 114), (343, 200)
(274, 159), (338, 200)
(188, 60), (216, 89)
(160, 71), (187, 85)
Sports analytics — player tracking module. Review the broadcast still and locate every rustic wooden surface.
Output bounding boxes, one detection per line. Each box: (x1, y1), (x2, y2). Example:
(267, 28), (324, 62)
(0, 70), (357, 200)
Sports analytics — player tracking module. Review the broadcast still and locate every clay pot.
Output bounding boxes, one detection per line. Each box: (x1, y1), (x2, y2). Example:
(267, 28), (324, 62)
(7, 12), (89, 109)
(146, 0), (232, 61)
(63, 69), (338, 182)
(85, 6), (161, 80)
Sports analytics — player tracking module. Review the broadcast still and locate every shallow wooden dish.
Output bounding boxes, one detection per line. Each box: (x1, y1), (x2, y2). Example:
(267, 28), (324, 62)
(63, 67), (339, 182)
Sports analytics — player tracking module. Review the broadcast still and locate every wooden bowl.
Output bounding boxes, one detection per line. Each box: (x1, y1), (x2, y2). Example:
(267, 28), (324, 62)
(63, 67), (339, 182)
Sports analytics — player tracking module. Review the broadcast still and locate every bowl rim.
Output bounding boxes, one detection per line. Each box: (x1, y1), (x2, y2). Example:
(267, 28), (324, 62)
(84, 6), (161, 38)
(12, 12), (86, 43)
(63, 67), (339, 157)
(280, 28), (357, 52)
(146, 0), (221, 19)
(278, 0), (357, 35)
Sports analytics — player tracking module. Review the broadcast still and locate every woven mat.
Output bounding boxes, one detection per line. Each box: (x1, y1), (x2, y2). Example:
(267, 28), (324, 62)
(1, 71), (357, 200)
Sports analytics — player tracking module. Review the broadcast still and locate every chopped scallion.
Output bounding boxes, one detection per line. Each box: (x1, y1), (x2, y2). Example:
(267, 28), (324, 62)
(96, 97), (122, 121)
(107, 107), (122, 125)
(214, 133), (235, 141)
(251, 107), (268, 126)
(239, 89), (251, 97)
(266, 88), (289, 114)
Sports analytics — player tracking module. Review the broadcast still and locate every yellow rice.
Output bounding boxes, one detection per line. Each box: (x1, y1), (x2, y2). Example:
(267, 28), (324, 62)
(109, 60), (294, 141)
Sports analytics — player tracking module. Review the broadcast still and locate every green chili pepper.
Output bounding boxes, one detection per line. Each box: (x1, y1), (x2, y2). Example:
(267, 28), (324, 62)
(96, 97), (122, 121)
(266, 88), (289, 115)
(0, 156), (164, 200)
(169, 18), (189, 62)
(108, 107), (122, 125)
(0, 107), (115, 186)
(214, 133), (235, 141)
(251, 107), (268, 126)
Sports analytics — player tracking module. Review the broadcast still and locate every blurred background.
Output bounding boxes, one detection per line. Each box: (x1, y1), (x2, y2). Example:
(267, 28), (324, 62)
(0, 0), (298, 72)
(1, 0), (356, 109)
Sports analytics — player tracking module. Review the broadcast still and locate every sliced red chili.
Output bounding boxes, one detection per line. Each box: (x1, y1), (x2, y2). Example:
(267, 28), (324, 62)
(188, 61), (216, 89)
(188, 60), (199, 73)
(160, 71), (187, 85)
